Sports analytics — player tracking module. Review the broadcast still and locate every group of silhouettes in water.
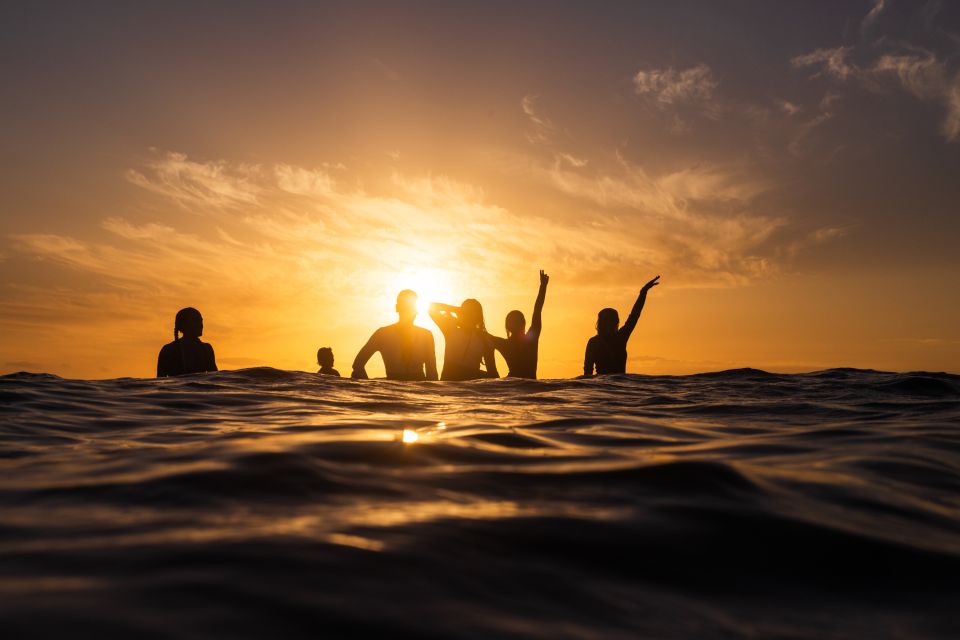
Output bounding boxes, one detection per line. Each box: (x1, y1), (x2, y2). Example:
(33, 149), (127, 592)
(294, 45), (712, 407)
(157, 271), (661, 380)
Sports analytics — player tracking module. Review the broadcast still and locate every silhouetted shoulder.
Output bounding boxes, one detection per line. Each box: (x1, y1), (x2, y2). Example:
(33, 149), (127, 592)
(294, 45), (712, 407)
(157, 341), (181, 377)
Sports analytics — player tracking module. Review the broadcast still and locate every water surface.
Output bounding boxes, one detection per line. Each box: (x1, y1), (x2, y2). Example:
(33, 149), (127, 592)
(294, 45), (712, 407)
(1, 368), (959, 638)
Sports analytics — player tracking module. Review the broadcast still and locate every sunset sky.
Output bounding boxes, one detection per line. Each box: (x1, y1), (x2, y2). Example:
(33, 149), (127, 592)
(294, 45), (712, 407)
(2, 0), (959, 379)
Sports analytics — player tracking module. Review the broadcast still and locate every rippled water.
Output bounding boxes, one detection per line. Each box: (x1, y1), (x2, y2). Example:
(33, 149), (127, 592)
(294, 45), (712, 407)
(1, 368), (959, 638)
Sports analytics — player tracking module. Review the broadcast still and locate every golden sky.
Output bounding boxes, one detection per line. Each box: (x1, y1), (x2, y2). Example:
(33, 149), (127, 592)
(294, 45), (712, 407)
(2, 1), (959, 378)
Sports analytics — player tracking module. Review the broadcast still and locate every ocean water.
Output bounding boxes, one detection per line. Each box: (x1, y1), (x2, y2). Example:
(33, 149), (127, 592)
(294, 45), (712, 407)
(1, 368), (959, 639)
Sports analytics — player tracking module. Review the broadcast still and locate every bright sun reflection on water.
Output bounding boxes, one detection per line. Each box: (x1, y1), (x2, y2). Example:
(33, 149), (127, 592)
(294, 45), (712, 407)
(401, 429), (419, 443)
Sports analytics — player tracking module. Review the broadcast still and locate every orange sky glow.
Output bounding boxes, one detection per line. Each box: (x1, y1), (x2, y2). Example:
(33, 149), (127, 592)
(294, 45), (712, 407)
(2, 2), (958, 378)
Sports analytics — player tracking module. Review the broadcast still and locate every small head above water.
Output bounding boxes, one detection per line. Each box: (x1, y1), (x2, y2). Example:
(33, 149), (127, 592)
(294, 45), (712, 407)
(460, 298), (485, 331)
(505, 310), (526, 339)
(317, 347), (334, 369)
(596, 307), (619, 338)
(175, 307), (203, 340)
(396, 289), (418, 323)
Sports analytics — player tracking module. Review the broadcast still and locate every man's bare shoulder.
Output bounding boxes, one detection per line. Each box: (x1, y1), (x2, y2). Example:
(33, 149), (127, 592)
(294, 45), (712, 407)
(413, 325), (434, 340)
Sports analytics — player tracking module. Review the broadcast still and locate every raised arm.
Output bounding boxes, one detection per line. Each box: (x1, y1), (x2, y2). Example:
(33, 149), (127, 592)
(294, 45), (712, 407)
(529, 269), (549, 336)
(619, 275), (660, 340)
(424, 332), (439, 381)
(428, 302), (459, 332)
(351, 329), (381, 379)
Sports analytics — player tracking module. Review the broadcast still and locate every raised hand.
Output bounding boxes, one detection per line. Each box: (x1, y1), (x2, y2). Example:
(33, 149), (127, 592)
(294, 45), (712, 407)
(642, 275), (660, 291)
(540, 269), (549, 286)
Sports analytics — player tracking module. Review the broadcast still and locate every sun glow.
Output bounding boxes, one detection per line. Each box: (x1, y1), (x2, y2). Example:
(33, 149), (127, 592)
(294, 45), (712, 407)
(386, 266), (458, 321)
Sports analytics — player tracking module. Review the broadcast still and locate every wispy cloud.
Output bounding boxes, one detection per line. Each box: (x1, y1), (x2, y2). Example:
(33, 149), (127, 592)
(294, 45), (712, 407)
(633, 64), (718, 106)
(791, 47), (857, 80)
(860, 0), (888, 36)
(791, 1), (960, 144)
(521, 94), (554, 144)
(125, 151), (263, 209)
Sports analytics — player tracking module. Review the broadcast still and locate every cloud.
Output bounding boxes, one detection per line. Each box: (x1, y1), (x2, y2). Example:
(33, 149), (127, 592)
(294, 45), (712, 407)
(521, 94), (554, 144)
(125, 151), (262, 209)
(776, 100), (802, 116)
(516, 148), (793, 285)
(791, 47), (857, 80)
(792, 42), (960, 142)
(633, 64), (719, 111)
(861, 0), (888, 36)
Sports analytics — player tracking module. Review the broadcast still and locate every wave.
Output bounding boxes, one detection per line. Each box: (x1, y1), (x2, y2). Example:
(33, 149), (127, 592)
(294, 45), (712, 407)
(1, 367), (959, 637)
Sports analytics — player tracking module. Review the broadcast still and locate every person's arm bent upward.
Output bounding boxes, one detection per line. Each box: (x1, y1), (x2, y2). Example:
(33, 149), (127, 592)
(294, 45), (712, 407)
(428, 302), (459, 334)
(351, 329), (381, 379)
(530, 269), (549, 337)
(619, 275), (660, 341)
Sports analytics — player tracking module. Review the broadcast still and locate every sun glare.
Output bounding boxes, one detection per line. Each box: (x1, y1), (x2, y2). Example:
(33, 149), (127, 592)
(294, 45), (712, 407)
(401, 429), (419, 444)
(386, 266), (457, 320)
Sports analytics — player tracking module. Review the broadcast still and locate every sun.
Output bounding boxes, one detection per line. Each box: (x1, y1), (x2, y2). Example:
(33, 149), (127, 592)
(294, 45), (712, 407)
(386, 266), (458, 322)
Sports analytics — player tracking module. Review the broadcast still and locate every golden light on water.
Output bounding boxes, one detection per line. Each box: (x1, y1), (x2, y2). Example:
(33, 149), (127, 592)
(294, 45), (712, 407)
(401, 429), (419, 444)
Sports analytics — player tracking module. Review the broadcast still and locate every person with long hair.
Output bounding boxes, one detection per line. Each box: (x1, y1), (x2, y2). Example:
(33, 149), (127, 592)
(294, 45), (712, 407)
(156, 307), (218, 377)
(488, 270), (548, 379)
(429, 298), (498, 381)
(583, 275), (660, 376)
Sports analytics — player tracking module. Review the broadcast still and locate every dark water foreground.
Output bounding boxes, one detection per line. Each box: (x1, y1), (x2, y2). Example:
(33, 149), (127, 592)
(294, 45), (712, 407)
(1, 368), (959, 639)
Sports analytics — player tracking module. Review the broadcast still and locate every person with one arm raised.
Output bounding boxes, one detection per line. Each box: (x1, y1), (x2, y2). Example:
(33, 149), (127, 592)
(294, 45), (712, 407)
(583, 275), (660, 377)
(488, 269), (549, 379)
(352, 290), (438, 381)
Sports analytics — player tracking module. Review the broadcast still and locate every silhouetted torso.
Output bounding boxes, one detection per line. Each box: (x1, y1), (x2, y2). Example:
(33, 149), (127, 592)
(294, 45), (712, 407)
(439, 325), (494, 381)
(157, 338), (217, 377)
(318, 367), (340, 377)
(584, 333), (629, 375)
(355, 323), (436, 381)
(491, 330), (540, 379)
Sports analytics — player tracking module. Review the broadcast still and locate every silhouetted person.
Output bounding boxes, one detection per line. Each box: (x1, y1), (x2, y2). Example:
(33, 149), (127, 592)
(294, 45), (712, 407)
(157, 307), (218, 377)
(583, 275), (660, 376)
(352, 290), (438, 381)
(430, 298), (498, 381)
(317, 347), (340, 377)
(488, 269), (549, 379)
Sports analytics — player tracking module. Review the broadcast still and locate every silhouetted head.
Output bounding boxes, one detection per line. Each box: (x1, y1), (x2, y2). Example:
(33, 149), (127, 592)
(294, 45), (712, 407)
(596, 308), (619, 338)
(459, 299), (485, 331)
(396, 289), (418, 323)
(317, 347), (334, 369)
(174, 307), (203, 340)
(505, 310), (526, 339)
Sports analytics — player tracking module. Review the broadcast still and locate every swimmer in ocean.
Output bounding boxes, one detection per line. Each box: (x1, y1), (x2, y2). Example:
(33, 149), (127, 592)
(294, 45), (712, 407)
(488, 269), (549, 379)
(352, 290), (438, 381)
(316, 347), (340, 376)
(583, 275), (660, 376)
(156, 307), (218, 377)
(430, 298), (498, 381)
